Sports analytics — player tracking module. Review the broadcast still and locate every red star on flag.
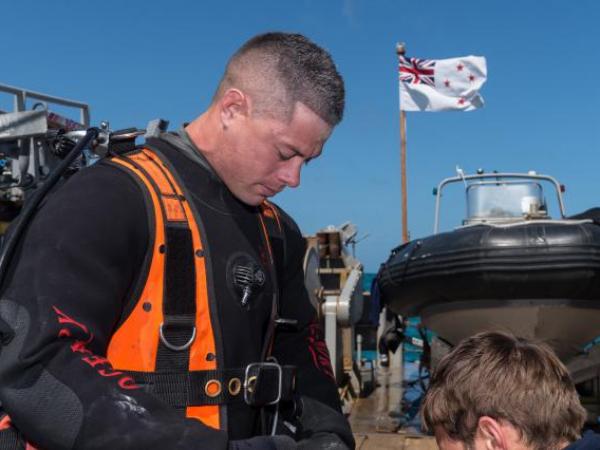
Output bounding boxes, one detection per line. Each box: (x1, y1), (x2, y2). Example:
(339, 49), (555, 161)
(469, 74), (475, 82)
(457, 64), (464, 71)
(458, 98), (466, 105)
(444, 80), (451, 87)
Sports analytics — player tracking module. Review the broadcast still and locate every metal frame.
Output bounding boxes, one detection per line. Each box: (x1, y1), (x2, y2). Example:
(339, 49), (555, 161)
(433, 172), (567, 234)
(0, 82), (90, 126)
(0, 83), (90, 193)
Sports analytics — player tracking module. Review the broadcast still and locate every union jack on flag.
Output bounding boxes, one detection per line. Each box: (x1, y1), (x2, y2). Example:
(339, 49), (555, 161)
(399, 55), (436, 87)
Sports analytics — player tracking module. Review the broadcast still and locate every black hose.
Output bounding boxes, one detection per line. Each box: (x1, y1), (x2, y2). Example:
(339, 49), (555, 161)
(0, 128), (99, 288)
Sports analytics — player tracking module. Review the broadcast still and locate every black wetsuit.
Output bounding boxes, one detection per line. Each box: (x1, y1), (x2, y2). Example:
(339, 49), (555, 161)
(564, 431), (600, 449)
(0, 130), (352, 449)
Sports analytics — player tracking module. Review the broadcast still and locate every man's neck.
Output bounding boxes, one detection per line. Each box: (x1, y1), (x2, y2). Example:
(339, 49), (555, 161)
(557, 438), (572, 450)
(184, 111), (219, 159)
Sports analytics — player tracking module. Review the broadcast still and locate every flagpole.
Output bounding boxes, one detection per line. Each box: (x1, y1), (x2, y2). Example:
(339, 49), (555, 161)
(397, 42), (409, 244)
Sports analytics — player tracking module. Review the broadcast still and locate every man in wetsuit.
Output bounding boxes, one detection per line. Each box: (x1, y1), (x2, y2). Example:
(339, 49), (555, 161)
(0, 32), (353, 449)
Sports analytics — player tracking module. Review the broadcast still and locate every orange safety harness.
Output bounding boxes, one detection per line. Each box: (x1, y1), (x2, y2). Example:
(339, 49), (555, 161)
(108, 147), (296, 429)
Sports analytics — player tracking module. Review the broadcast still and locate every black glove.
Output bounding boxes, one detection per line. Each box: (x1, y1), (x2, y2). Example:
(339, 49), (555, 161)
(298, 432), (348, 449)
(228, 435), (296, 450)
(295, 397), (354, 449)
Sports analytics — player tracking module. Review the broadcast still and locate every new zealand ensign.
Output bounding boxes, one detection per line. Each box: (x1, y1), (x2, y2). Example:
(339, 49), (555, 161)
(399, 54), (487, 112)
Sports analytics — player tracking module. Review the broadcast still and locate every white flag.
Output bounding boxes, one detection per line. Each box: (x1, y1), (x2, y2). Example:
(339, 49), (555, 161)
(399, 55), (487, 112)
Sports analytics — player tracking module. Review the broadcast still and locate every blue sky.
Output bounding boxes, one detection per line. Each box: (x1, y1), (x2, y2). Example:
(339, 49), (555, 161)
(2, 0), (599, 272)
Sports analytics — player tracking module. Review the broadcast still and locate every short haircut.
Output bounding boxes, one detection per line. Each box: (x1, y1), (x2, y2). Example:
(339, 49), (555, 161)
(214, 32), (345, 126)
(421, 331), (586, 450)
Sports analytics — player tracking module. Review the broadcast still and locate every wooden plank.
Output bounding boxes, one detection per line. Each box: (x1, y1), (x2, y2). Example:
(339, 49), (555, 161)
(354, 432), (437, 450)
(350, 361), (438, 449)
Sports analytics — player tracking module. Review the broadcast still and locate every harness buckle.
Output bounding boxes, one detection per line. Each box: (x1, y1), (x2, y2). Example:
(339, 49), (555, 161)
(159, 322), (196, 351)
(243, 362), (282, 407)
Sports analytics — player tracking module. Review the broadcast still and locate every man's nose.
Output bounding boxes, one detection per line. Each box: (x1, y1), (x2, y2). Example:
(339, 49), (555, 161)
(279, 160), (302, 188)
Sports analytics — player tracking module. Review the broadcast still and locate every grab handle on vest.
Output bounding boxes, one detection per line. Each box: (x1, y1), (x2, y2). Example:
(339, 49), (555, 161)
(159, 322), (196, 351)
(274, 317), (298, 330)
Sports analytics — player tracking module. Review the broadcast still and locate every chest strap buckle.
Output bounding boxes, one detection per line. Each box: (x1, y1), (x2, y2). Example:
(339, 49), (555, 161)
(244, 362), (283, 407)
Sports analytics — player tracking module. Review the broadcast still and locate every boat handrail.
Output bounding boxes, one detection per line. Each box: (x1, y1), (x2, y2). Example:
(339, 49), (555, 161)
(433, 172), (566, 234)
(0, 82), (89, 126)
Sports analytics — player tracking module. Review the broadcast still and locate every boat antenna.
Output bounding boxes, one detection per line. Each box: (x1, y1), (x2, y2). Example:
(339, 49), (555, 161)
(350, 233), (370, 258)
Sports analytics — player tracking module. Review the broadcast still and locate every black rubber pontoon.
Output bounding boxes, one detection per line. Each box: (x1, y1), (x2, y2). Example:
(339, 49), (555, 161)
(378, 171), (600, 362)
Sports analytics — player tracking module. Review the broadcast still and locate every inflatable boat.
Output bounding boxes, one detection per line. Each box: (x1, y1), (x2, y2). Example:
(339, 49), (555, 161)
(378, 170), (600, 361)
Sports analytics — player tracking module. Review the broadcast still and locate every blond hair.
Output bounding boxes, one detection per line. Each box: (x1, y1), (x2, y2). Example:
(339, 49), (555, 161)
(421, 331), (586, 450)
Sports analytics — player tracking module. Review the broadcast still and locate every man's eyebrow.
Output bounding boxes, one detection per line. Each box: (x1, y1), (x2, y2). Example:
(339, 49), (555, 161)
(286, 144), (320, 162)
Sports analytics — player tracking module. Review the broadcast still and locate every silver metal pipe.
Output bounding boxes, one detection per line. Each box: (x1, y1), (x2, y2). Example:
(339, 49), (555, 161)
(434, 172), (567, 234)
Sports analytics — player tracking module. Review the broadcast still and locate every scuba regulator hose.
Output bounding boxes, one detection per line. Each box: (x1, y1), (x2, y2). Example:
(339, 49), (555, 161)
(0, 128), (100, 288)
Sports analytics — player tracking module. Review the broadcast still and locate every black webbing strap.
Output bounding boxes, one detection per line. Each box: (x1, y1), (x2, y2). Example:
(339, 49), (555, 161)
(259, 204), (285, 290)
(259, 204), (298, 366)
(126, 365), (296, 408)
(0, 421), (24, 450)
(108, 136), (137, 155)
(155, 223), (197, 373)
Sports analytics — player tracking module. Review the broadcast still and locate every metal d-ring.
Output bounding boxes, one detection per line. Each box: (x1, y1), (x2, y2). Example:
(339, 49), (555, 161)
(159, 322), (196, 351)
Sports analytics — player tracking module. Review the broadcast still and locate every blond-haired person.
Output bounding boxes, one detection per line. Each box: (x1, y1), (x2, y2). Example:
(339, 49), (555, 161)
(421, 331), (600, 450)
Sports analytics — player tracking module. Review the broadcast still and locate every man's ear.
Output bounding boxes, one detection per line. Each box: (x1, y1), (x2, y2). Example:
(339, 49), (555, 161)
(476, 416), (507, 450)
(219, 88), (250, 129)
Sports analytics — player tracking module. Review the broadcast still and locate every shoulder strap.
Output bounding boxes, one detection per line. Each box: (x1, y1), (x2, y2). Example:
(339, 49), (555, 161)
(258, 201), (299, 360)
(259, 200), (285, 287)
(108, 148), (220, 428)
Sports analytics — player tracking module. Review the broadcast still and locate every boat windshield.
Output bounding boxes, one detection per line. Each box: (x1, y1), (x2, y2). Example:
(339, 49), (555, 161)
(466, 181), (547, 221)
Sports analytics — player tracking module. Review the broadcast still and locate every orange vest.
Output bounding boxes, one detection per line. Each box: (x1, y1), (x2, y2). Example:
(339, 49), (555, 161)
(108, 147), (282, 430)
